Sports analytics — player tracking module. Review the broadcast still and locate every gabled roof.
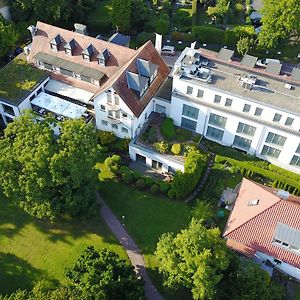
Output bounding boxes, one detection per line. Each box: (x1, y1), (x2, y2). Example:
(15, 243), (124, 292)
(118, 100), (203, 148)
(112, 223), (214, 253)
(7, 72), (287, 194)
(108, 32), (130, 46)
(82, 44), (95, 56)
(50, 34), (62, 46)
(137, 58), (158, 78)
(64, 38), (77, 50)
(224, 178), (300, 269)
(97, 48), (110, 60)
(126, 71), (148, 92)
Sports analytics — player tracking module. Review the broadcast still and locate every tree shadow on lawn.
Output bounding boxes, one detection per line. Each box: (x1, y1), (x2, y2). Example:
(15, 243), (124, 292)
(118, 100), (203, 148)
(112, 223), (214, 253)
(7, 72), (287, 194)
(0, 252), (58, 296)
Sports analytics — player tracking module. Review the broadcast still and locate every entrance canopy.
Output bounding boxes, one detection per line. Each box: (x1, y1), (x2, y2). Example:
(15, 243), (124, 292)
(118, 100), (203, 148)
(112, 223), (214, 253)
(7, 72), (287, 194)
(31, 92), (87, 119)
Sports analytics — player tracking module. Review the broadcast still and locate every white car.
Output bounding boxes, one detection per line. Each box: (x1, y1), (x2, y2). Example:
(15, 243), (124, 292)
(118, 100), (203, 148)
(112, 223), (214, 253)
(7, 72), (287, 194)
(161, 46), (175, 56)
(256, 58), (280, 68)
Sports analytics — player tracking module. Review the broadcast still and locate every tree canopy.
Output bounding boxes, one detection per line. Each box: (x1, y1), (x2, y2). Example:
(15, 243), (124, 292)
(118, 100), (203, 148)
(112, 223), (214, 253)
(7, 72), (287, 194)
(0, 113), (98, 220)
(65, 246), (145, 299)
(0, 16), (18, 57)
(155, 218), (230, 299)
(258, 0), (300, 48)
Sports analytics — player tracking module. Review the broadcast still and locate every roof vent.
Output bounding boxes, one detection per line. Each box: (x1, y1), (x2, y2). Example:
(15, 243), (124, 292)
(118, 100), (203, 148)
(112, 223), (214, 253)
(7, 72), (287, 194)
(74, 23), (87, 35)
(277, 190), (289, 200)
(248, 199), (259, 206)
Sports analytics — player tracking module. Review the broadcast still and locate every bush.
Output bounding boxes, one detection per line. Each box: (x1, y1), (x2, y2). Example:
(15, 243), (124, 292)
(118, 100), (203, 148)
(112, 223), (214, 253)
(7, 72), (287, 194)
(174, 10), (191, 29)
(191, 200), (214, 221)
(150, 184), (160, 194)
(171, 143), (181, 155)
(122, 171), (134, 184)
(133, 171), (142, 180)
(155, 14), (170, 35)
(160, 182), (170, 193)
(154, 141), (169, 154)
(182, 33), (195, 42)
(104, 155), (121, 173)
(135, 178), (146, 190)
(224, 25), (256, 47)
(167, 189), (176, 199)
(160, 118), (176, 140)
(112, 138), (131, 153)
(235, 3), (244, 13)
(144, 176), (155, 187)
(120, 166), (130, 175)
(171, 31), (184, 41)
(136, 32), (155, 47)
(98, 131), (117, 145)
(192, 26), (225, 44)
(98, 145), (109, 153)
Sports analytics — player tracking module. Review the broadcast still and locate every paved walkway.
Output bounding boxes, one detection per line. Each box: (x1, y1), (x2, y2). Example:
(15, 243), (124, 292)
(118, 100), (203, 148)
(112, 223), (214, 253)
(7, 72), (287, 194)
(95, 192), (164, 300)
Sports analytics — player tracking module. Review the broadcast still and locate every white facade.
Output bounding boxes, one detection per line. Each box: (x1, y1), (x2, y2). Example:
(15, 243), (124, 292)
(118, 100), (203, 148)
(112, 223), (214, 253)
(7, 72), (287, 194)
(0, 76), (50, 126)
(168, 47), (300, 174)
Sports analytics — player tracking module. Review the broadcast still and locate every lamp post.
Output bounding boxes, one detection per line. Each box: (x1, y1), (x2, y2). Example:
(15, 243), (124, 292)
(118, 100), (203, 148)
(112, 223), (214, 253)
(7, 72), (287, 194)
(122, 215), (125, 227)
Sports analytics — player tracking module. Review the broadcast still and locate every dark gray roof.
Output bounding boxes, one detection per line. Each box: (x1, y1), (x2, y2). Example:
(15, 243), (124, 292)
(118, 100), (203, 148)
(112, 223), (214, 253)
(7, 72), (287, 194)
(266, 61), (282, 75)
(50, 34), (62, 46)
(241, 54), (258, 68)
(108, 32), (130, 46)
(126, 71), (148, 92)
(64, 38), (77, 50)
(292, 68), (300, 81)
(274, 222), (300, 249)
(218, 48), (234, 61)
(97, 48), (110, 60)
(82, 44), (95, 56)
(34, 52), (105, 80)
(137, 58), (158, 78)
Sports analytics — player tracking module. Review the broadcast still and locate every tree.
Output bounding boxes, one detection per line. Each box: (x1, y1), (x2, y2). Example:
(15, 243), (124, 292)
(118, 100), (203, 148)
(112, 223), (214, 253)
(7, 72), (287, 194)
(66, 246), (145, 300)
(236, 37), (254, 55)
(112, 0), (132, 32)
(155, 219), (230, 299)
(258, 0), (300, 48)
(207, 0), (230, 24)
(0, 16), (18, 57)
(0, 113), (98, 220)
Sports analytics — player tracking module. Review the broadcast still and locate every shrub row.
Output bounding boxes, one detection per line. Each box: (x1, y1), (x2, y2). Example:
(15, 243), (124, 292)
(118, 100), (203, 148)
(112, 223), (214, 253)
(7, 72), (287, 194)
(215, 155), (300, 196)
(98, 130), (130, 154)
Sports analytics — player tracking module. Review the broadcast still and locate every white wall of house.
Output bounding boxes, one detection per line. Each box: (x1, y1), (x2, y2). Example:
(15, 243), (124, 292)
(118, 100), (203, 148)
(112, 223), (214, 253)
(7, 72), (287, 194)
(153, 97), (171, 116)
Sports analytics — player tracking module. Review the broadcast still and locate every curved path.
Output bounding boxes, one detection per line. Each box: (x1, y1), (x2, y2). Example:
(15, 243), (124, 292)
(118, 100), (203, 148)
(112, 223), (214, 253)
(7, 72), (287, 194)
(96, 192), (164, 300)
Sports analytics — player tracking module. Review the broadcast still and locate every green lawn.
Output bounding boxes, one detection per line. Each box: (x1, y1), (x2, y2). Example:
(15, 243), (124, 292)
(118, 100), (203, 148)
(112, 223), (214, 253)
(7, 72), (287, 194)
(0, 195), (127, 295)
(0, 58), (47, 104)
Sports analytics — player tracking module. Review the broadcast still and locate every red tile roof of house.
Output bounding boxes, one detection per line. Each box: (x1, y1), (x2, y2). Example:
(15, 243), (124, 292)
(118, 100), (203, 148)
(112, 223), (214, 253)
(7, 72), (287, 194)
(27, 22), (169, 117)
(223, 178), (300, 269)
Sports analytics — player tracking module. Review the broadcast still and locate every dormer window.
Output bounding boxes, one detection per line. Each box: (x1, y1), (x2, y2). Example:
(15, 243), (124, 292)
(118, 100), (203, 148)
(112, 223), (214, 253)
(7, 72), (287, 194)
(136, 58), (158, 84)
(64, 38), (76, 56)
(97, 48), (110, 66)
(50, 34), (62, 51)
(126, 71), (149, 98)
(82, 44), (95, 62)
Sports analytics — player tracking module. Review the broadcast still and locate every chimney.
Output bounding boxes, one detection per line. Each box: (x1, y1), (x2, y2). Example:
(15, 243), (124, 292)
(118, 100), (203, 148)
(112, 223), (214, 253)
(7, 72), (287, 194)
(27, 25), (37, 41)
(74, 23), (87, 35)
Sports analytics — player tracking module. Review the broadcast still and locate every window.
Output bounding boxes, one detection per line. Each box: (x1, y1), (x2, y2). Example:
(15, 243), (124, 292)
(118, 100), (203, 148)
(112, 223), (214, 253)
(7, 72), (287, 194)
(145, 112), (148, 120)
(225, 98), (232, 107)
(81, 75), (91, 83)
(296, 143), (300, 154)
(152, 160), (162, 170)
(50, 43), (57, 51)
(108, 110), (113, 117)
(107, 91), (112, 103)
(65, 48), (72, 56)
(100, 105), (105, 111)
(111, 124), (118, 129)
(208, 113), (227, 128)
(2, 104), (14, 116)
(285, 117), (294, 126)
(214, 95), (221, 103)
(243, 104), (251, 112)
(37, 88), (42, 95)
(122, 127), (128, 133)
(265, 132), (286, 147)
(248, 199), (259, 206)
(290, 155), (300, 167)
(114, 95), (119, 105)
(61, 68), (73, 77)
(186, 86), (193, 95)
(29, 94), (35, 101)
(101, 120), (108, 125)
(261, 145), (281, 158)
(236, 122), (256, 136)
(197, 89), (204, 98)
(122, 113), (128, 118)
(273, 113), (282, 122)
(181, 117), (197, 131)
(82, 54), (90, 62)
(233, 135), (252, 150)
(115, 111), (120, 119)
(44, 63), (52, 70)
(182, 104), (199, 120)
(254, 107), (263, 116)
(206, 126), (224, 141)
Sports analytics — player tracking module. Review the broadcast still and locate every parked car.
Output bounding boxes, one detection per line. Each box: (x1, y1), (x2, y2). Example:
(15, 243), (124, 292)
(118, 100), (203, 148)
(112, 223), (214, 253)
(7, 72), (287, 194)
(161, 46), (175, 56)
(256, 58), (280, 68)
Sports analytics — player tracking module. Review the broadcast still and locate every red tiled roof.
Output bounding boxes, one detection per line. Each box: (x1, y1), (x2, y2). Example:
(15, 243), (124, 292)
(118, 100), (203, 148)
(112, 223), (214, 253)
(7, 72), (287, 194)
(223, 178), (300, 269)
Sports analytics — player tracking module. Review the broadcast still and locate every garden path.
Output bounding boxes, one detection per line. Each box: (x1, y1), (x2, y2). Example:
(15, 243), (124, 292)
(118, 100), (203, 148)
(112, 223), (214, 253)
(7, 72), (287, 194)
(95, 192), (164, 300)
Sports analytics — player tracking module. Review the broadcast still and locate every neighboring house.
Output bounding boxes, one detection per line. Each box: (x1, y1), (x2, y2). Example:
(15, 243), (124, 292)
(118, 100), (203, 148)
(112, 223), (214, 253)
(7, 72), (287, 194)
(0, 58), (49, 126)
(223, 178), (300, 281)
(168, 47), (300, 174)
(108, 32), (130, 47)
(23, 21), (169, 137)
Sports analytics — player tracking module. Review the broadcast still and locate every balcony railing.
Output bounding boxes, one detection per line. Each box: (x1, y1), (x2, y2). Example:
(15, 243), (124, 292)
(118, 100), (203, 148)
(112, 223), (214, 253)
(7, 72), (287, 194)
(106, 102), (120, 111)
(107, 116), (121, 125)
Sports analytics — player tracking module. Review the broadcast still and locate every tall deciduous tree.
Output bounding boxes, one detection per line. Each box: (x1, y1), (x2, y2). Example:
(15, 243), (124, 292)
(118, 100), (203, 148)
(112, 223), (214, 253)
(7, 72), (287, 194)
(66, 246), (145, 300)
(112, 0), (132, 33)
(0, 113), (98, 220)
(0, 16), (18, 57)
(155, 219), (230, 299)
(258, 0), (300, 48)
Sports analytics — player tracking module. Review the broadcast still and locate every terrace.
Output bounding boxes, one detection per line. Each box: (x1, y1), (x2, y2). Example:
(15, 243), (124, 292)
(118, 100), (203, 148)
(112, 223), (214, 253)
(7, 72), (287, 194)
(0, 57), (48, 105)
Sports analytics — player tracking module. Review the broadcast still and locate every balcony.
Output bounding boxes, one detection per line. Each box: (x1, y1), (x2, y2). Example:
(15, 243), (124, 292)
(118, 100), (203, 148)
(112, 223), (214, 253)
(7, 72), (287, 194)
(106, 102), (120, 111)
(107, 116), (121, 125)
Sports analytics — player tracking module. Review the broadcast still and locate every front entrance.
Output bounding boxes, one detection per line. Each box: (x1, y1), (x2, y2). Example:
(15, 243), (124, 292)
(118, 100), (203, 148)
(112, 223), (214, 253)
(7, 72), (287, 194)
(136, 153), (146, 164)
(152, 159), (162, 170)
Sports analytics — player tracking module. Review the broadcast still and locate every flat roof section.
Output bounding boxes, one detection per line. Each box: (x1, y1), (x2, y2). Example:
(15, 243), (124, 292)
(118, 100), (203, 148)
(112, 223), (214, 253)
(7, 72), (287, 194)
(218, 48), (234, 62)
(0, 58), (48, 105)
(265, 61), (282, 76)
(241, 54), (258, 68)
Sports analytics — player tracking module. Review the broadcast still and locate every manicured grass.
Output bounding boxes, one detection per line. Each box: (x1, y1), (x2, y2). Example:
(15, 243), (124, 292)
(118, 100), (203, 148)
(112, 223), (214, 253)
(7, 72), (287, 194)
(0, 58), (47, 104)
(0, 195), (127, 295)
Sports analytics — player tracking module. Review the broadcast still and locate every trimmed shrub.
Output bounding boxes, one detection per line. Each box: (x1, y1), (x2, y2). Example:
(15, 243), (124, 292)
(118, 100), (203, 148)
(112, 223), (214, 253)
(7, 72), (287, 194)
(191, 200), (214, 221)
(98, 145), (109, 153)
(160, 182), (170, 193)
(133, 171), (142, 180)
(150, 184), (160, 194)
(171, 143), (181, 155)
(160, 118), (176, 140)
(98, 130), (116, 145)
(104, 155), (121, 173)
(122, 171), (133, 184)
(154, 141), (169, 154)
(112, 138), (131, 153)
(167, 189), (176, 199)
(135, 178), (146, 190)
(144, 176), (155, 187)
(120, 166), (130, 175)
(192, 26), (225, 44)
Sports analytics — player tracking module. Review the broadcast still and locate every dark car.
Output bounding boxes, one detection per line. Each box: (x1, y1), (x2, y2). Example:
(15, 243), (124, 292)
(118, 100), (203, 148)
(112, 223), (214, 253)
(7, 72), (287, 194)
(14, 47), (23, 56)
(5, 51), (15, 62)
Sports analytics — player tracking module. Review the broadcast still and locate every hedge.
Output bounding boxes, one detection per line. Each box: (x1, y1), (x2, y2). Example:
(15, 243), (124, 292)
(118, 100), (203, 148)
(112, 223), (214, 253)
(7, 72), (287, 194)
(160, 118), (176, 140)
(192, 26), (225, 44)
(224, 25), (256, 47)
(215, 155), (300, 195)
